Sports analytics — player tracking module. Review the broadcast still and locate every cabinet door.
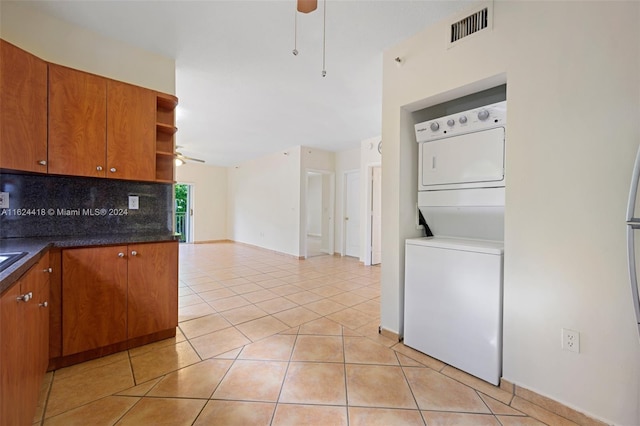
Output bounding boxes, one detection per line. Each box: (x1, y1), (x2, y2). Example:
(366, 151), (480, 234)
(128, 242), (178, 339)
(48, 64), (107, 177)
(33, 255), (51, 375)
(48, 250), (62, 360)
(21, 255), (50, 424)
(62, 246), (128, 356)
(107, 80), (156, 181)
(0, 40), (47, 173)
(0, 283), (24, 426)
(0, 254), (50, 426)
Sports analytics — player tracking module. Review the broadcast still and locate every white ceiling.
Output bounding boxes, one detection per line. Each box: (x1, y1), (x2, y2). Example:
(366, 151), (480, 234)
(25, 0), (473, 166)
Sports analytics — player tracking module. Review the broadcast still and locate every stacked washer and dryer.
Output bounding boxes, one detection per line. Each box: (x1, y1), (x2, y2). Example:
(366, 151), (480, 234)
(404, 101), (506, 385)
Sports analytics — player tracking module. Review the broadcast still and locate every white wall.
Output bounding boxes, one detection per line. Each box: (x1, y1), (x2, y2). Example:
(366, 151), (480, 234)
(228, 147), (302, 257)
(175, 163), (228, 242)
(382, 2), (640, 424)
(335, 147), (361, 256)
(361, 136), (382, 264)
(0, 2), (175, 94)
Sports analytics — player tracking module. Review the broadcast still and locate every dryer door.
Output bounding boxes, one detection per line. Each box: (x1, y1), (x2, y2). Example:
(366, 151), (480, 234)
(420, 127), (505, 191)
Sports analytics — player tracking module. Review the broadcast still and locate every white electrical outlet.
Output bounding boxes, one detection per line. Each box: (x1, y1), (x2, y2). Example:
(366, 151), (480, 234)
(562, 328), (580, 353)
(128, 195), (139, 210)
(0, 192), (8, 208)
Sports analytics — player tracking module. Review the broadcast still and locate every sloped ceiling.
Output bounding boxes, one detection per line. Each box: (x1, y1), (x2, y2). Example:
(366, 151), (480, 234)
(21, 1), (474, 166)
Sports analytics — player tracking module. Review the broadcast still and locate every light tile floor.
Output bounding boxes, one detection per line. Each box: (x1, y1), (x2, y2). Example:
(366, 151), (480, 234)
(34, 242), (568, 425)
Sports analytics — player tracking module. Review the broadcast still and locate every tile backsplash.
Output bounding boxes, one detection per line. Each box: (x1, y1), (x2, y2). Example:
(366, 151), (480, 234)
(0, 173), (173, 238)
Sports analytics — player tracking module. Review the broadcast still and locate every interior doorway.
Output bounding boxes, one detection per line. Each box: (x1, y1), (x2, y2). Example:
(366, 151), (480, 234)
(363, 164), (381, 266)
(344, 170), (360, 258)
(175, 183), (193, 243)
(305, 171), (334, 258)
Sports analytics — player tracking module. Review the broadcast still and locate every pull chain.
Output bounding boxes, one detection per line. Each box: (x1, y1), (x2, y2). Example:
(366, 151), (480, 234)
(292, 8), (299, 56)
(321, 0), (327, 77)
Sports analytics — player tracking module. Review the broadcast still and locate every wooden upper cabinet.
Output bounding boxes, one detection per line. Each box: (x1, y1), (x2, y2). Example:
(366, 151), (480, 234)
(1, 39), (174, 182)
(107, 80), (156, 181)
(48, 64), (107, 177)
(0, 39), (48, 173)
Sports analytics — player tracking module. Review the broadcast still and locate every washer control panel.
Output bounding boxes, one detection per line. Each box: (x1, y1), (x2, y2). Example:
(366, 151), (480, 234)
(415, 101), (506, 143)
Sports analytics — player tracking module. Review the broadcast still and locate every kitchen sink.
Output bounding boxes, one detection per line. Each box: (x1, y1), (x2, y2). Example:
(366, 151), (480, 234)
(0, 252), (27, 272)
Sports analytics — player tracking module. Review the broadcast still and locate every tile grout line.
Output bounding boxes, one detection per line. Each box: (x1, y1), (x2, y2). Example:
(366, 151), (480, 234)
(268, 324), (301, 425)
(37, 370), (55, 425)
(341, 325), (351, 426)
(396, 353), (428, 426)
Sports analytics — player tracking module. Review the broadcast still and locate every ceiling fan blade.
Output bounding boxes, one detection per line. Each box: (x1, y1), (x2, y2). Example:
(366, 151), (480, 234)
(297, 0), (317, 14)
(175, 153), (205, 163)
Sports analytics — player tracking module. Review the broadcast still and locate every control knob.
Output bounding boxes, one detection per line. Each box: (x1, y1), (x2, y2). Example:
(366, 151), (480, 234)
(459, 115), (468, 124)
(477, 109), (490, 121)
(429, 122), (439, 131)
(446, 119), (455, 127)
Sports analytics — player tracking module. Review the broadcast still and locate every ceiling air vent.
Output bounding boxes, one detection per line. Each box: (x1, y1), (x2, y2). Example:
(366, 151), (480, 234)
(450, 7), (489, 44)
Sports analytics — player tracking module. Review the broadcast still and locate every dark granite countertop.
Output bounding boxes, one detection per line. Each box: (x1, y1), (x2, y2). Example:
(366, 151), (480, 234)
(0, 233), (180, 294)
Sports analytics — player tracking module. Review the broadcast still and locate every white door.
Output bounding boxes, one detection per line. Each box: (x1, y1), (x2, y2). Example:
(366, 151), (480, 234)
(345, 171), (360, 258)
(371, 166), (382, 265)
(306, 172), (324, 257)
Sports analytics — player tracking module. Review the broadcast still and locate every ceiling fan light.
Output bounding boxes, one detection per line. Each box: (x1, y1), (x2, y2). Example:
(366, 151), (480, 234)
(175, 158), (185, 167)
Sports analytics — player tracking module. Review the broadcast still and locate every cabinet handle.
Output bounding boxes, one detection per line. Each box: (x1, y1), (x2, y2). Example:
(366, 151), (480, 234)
(131, 250), (138, 256)
(43, 267), (52, 273)
(38, 160), (47, 166)
(110, 168), (117, 173)
(17, 292), (32, 302)
(97, 166), (103, 171)
(118, 252), (125, 258)
(39, 301), (48, 308)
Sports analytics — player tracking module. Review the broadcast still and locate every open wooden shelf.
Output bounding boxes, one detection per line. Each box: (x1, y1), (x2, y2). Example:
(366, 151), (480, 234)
(156, 123), (177, 135)
(156, 93), (178, 110)
(155, 92), (178, 183)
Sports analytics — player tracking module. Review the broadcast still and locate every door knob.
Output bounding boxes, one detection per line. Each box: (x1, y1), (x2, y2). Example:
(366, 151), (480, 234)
(110, 168), (117, 173)
(43, 267), (52, 273)
(131, 250), (138, 256)
(97, 166), (103, 171)
(39, 301), (48, 308)
(118, 252), (125, 258)
(38, 160), (47, 166)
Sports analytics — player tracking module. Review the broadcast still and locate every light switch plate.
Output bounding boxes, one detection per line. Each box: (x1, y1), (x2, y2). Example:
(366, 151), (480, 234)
(0, 192), (9, 208)
(128, 195), (139, 210)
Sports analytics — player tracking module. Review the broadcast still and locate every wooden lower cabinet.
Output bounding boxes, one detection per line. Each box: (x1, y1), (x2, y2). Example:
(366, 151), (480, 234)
(128, 242), (178, 339)
(60, 241), (178, 360)
(0, 254), (51, 426)
(62, 246), (128, 356)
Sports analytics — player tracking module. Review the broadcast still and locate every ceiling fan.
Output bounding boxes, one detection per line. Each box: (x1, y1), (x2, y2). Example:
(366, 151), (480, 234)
(297, 0), (317, 13)
(293, 0), (326, 77)
(174, 146), (205, 166)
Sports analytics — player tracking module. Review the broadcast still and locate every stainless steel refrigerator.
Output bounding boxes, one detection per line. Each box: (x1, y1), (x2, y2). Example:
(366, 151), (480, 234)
(625, 147), (640, 338)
